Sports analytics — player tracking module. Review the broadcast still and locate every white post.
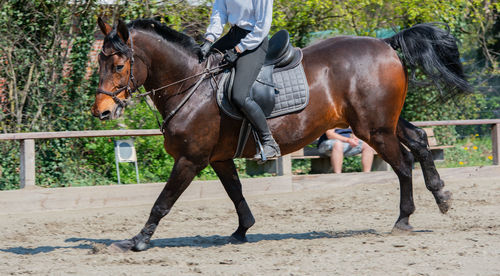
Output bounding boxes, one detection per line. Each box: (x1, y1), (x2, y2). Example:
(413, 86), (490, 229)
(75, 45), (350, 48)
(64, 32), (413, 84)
(134, 161), (140, 184)
(492, 123), (500, 166)
(20, 139), (36, 188)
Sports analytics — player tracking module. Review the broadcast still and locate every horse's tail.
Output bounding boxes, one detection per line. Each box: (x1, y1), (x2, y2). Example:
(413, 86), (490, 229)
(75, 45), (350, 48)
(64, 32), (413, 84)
(384, 23), (471, 98)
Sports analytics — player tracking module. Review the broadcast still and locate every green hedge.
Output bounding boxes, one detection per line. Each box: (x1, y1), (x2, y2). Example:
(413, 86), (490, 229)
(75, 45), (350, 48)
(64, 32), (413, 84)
(0, 0), (498, 189)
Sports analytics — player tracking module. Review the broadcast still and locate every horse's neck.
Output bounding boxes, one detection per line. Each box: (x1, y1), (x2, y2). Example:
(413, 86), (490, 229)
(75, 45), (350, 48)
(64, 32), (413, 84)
(142, 40), (201, 87)
(135, 32), (202, 116)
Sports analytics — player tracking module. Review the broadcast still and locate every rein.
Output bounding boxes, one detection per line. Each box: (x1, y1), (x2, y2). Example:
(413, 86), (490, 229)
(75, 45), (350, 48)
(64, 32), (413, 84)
(97, 32), (227, 133)
(133, 62), (225, 99)
(157, 60), (225, 133)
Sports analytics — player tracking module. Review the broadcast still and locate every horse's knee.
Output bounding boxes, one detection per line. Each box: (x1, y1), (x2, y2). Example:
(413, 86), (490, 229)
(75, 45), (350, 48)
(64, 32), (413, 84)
(414, 127), (428, 143)
(406, 127), (429, 151)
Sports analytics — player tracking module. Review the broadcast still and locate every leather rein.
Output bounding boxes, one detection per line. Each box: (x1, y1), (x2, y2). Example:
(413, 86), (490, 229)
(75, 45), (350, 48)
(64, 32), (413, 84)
(96, 33), (226, 133)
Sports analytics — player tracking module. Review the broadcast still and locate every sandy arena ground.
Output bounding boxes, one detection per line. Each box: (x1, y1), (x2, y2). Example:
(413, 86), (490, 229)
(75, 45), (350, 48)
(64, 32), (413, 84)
(0, 166), (499, 275)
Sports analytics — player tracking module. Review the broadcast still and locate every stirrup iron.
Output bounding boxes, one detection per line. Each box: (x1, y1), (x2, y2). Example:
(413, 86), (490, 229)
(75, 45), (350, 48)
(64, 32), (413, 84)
(252, 129), (267, 163)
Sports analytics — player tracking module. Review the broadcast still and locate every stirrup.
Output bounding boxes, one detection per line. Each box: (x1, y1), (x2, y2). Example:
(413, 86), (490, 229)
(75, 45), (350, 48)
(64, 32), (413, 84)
(252, 130), (267, 163)
(252, 130), (281, 163)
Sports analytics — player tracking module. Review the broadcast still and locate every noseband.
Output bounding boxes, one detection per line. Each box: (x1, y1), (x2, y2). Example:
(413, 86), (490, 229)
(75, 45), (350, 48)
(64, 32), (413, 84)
(96, 34), (138, 108)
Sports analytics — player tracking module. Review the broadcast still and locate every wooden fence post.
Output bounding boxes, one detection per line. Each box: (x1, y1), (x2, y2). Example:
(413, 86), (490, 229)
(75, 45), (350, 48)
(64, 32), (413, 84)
(20, 139), (36, 188)
(245, 155), (292, 176)
(492, 123), (500, 166)
(276, 155), (292, 176)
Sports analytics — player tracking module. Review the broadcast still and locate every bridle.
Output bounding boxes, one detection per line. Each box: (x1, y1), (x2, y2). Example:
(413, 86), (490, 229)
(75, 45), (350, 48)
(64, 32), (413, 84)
(96, 35), (138, 108)
(96, 31), (227, 133)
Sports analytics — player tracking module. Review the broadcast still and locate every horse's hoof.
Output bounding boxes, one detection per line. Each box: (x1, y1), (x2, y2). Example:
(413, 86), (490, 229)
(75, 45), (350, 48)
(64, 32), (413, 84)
(392, 219), (414, 234)
(132, 240), (150, 252)
(108, 239), (135, 253)
(437, 190), (452, 214)
(229, 233), (248, 244)
(391, 225), (414, 234)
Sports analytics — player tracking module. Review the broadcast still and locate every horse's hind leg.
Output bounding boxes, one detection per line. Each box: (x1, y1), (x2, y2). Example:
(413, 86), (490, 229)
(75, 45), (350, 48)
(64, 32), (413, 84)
(211, 159), (255, 243)
(368, 129), (415, 232)
(110, 156), (207, 252)
(396, 117), (452, 213)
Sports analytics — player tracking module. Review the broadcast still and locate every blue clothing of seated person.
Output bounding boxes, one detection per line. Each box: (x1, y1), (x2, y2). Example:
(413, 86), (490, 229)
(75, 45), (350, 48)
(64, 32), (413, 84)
(317, 128), (375, 173)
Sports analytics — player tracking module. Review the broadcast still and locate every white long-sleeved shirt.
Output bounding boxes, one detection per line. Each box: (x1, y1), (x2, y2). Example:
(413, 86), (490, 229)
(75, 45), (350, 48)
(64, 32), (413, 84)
(205, 0), (273, 52)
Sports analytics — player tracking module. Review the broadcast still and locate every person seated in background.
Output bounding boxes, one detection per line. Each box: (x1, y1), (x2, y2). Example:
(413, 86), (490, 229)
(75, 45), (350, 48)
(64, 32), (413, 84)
(317, 128), (376, 173)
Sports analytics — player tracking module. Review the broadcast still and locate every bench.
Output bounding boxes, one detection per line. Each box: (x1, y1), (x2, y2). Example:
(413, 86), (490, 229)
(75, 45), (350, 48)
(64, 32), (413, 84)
(246, 127), (452, 175)
(422, 128), (454, 161)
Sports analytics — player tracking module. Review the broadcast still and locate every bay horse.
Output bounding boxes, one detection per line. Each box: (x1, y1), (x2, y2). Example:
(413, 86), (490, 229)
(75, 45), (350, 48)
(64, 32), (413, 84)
(91, 18), (470, 252)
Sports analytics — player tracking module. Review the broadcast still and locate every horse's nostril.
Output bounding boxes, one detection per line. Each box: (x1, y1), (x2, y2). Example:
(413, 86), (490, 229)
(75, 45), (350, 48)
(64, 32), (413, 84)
(100, 110), (111, 120)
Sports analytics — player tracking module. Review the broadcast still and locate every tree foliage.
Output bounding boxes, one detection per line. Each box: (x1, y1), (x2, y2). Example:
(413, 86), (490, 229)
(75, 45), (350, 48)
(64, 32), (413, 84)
(0, 0), (99, 189)
(0, 0), (498, 189)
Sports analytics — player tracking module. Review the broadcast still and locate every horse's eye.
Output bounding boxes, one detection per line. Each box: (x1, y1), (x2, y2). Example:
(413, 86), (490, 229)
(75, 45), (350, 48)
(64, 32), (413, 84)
(116, 65), (124, 72)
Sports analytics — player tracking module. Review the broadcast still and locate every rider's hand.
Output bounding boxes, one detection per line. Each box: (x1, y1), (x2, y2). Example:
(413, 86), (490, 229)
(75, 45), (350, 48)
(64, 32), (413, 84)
(222, 48), (239, 65)
(198, 39), (213, 62)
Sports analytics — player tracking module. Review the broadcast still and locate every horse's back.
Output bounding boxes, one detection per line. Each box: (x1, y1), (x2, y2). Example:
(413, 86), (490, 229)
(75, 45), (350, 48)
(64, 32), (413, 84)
(303, 35), (401, 73)
(301, 35), (407, 138)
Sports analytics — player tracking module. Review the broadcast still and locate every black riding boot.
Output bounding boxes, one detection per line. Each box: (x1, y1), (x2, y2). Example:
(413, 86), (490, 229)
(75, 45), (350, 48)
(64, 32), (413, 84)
(240, 97), (281, 160)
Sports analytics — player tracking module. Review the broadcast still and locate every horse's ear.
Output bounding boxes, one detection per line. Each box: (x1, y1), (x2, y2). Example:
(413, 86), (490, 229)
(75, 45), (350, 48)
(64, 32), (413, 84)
(116, 19), (129, 43)
(97, 17), (112, 36)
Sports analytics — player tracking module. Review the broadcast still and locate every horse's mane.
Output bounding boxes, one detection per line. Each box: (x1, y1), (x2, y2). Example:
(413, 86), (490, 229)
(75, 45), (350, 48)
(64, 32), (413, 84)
(106, 18), (201, 58)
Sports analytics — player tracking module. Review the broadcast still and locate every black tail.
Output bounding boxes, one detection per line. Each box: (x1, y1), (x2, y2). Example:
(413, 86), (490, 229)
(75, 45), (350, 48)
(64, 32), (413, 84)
(384, 23), (472, 99)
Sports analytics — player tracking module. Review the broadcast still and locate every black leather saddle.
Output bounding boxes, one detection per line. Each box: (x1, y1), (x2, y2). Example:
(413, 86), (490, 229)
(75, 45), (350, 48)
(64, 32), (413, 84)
(222, 30), (303, 119)
(265, 30), (302, 69)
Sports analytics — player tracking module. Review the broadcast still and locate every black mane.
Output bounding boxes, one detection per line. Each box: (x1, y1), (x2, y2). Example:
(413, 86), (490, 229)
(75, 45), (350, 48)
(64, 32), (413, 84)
(106, 18), (201, 58)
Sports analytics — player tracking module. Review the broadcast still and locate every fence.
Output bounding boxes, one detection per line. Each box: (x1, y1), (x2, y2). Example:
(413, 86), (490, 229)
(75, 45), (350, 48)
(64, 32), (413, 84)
(0, 119), (499, 189)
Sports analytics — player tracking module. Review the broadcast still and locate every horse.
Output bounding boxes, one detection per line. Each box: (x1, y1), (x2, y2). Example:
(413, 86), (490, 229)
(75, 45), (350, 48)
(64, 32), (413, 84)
(91, 18), (470, 252)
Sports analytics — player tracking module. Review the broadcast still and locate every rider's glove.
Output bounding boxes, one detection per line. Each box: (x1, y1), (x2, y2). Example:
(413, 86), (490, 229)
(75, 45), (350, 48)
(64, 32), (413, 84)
(222, 48), (239, 65)
(198, 39), (213, 62)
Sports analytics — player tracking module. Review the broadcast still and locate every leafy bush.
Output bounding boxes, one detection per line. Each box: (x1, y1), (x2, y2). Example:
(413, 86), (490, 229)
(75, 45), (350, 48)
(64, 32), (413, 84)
(438, 134), (494, 168)
(0, 0), (498, 189)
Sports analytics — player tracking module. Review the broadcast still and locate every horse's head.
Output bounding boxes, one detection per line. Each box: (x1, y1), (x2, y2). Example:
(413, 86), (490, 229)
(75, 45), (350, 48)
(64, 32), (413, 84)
(91, 18), (136, 120)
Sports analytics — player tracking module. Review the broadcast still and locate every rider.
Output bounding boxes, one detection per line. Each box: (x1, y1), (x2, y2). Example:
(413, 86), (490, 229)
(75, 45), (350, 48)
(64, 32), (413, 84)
(199, 0), (280, 160)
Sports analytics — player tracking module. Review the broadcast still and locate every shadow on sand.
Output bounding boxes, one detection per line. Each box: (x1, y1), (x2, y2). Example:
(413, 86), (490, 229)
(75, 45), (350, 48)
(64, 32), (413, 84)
(74, 228), (383, 249)
(0, 244), (93, 255)
(0, 229), (385, 255)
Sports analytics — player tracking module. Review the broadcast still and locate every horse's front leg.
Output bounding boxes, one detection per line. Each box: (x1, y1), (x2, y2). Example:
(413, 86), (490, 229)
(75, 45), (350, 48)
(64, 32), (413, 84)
(110, 156), (207, 252)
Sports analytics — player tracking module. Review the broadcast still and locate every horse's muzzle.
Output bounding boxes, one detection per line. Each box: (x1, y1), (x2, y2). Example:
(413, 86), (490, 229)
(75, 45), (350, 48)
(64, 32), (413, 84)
(91, 103), (122, 120)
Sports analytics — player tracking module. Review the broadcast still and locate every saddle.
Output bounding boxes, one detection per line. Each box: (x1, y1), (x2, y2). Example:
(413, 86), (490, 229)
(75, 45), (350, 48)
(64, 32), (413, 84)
(215, 30), (310, 158)
(216, 30), (307, 120)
